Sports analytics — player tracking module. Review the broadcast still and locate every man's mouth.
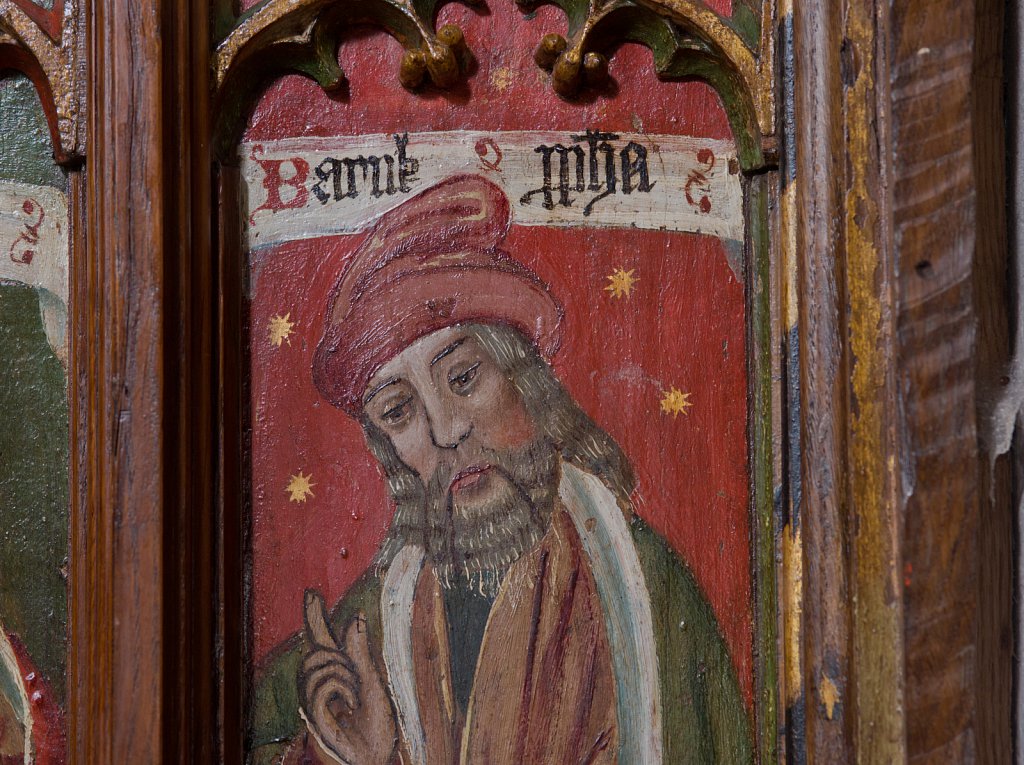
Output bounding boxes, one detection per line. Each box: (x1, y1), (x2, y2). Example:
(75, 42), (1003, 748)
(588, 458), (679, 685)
(449, 464), (495, 495)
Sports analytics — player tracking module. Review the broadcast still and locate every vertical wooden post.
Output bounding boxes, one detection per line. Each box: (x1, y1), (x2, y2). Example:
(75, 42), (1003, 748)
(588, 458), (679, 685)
(972, 0), (1015, 760)
(71, 0), (217, 761)
(793, 0), (1010, 760)
(890, 0), (989, 759)
(794, 0), (857, 759)
(794, 0), (908, 759)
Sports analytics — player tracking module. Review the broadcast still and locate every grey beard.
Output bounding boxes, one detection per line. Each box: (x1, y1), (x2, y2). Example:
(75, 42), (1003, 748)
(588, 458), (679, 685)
(375, 438), (559, 595)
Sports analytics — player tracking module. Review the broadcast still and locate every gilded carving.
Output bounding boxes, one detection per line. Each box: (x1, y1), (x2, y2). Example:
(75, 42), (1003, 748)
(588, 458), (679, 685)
(519, 0), (774, 168)
(0, 0), (83, 162)
(213, 0), (776, 168)
(521, 0), (768, 126)
(213, 0), (477, 156)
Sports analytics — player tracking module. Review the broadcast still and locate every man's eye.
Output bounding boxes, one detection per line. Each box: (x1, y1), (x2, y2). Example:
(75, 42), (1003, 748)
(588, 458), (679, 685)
(381, 396), (413, 424)
(449, 362), (481, 393)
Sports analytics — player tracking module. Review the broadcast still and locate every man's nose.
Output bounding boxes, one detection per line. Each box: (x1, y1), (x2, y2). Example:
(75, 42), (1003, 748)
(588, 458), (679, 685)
(422, 394), (473, 450)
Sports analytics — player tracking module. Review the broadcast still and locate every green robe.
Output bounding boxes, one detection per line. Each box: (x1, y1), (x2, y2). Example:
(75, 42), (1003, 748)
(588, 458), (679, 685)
(249, 518), (753, 764)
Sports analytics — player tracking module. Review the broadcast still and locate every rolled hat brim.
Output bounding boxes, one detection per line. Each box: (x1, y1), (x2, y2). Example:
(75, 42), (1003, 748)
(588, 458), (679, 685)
(313, 254), (562, 416)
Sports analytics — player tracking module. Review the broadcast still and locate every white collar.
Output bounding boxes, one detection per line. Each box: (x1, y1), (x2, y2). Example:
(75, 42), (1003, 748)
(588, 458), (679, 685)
(379, 462), (663, 765)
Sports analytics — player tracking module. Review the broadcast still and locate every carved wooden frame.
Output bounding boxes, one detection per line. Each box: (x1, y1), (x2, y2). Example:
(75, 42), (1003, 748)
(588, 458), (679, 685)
(0, 0), (1010, 760)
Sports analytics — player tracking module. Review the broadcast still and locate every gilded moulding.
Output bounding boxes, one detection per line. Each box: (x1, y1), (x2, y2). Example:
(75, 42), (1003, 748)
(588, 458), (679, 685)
(0, 0), (83, 162)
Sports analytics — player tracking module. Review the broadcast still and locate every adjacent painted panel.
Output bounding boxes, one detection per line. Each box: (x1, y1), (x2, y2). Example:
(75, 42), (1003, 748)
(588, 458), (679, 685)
(0, 73), (69, 764)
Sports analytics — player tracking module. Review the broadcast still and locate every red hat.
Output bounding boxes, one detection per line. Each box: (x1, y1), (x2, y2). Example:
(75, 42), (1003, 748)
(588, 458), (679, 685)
(312, 174), (563, 416)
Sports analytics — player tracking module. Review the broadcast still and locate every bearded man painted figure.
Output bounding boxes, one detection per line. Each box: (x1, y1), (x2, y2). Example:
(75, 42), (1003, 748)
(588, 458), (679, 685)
(249, 175), (753, 765)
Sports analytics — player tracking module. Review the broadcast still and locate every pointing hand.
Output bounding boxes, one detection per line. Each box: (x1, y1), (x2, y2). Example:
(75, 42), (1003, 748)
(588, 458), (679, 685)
(298, 590), (397, 765)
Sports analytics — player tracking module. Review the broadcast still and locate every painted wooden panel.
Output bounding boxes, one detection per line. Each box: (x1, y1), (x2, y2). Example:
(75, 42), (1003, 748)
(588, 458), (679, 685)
(239, 3), (768, 763)
(0, 72), (69, 764)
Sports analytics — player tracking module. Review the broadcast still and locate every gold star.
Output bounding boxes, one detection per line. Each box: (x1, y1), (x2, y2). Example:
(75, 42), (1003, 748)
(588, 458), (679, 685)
(604, 267), (638, 299)
(269, 312), (295, 347)
(286, 471), (315, 503)
(660, 386), (693, 418)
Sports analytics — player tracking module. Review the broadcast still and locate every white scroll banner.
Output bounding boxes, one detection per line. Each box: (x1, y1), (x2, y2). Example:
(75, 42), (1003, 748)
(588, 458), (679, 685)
(0, 181), (69, 365)
(240, 130), (743, 251)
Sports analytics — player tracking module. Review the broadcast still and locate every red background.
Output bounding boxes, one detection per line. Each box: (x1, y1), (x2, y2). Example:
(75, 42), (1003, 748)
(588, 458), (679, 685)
(245, 0), (752, 707)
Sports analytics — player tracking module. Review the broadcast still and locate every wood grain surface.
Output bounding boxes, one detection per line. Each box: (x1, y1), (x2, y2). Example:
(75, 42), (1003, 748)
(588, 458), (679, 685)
(793, 0), (856, 759)
(970, 1), (1014, 762)
(890, 0), (990, 760)
(69, 0), (219, 761)
(792, 0), (1014, 761)
(0, 0), (1009, 760)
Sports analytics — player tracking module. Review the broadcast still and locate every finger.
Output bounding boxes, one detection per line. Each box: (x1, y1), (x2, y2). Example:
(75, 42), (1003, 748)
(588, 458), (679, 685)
(342, 612), (374, 674)
(299, 659), (358, 709)
(304, 589), (338, 649)
(302, 658), (360, 699)
(311, 679), (358, 719)
(306, 664), (360, 711)
(302, 679), (357, 742)
(301, 646), (355, 676)
(311, 674), (359, 719)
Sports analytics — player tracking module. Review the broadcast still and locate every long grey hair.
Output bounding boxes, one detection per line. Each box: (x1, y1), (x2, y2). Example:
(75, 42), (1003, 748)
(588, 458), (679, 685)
(363, 322), (636, 589)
